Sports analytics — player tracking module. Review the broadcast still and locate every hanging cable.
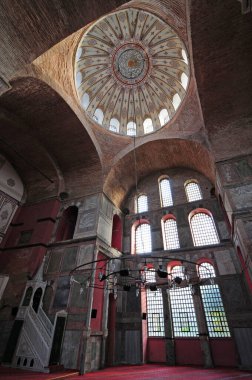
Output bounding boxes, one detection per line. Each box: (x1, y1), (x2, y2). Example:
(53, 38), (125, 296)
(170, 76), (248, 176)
(133, 136), (138, 196)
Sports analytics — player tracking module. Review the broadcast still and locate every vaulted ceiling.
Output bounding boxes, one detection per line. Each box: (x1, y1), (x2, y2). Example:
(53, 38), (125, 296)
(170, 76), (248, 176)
(0, 0), (251, 204)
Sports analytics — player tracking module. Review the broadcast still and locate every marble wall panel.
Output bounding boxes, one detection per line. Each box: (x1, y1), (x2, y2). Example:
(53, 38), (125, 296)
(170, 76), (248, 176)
(214, 250), (236, 275)
(77, 244), (95, 271)
(244, 220), (252, 240)
(53, 276), (70, 308)
(61, 246), (78, 272)
(229, 184), (252, 210)
(61, 330), (81, 369)
(97, 213), (112, 245)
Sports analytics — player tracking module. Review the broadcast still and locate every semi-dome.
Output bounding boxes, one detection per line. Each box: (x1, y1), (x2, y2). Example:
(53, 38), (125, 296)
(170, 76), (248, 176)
(75, 8), (190, 137)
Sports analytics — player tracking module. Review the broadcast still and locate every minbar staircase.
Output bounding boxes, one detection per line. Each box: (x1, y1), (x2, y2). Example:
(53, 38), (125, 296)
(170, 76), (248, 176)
(13, 305), (54, 372)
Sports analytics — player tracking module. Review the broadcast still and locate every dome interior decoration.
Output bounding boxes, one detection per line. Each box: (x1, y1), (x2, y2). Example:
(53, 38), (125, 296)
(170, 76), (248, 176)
(75, 8), (190, 137)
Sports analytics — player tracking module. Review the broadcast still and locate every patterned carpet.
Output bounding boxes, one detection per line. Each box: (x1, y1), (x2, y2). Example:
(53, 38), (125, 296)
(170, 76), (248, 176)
(0, 364), (252, 380)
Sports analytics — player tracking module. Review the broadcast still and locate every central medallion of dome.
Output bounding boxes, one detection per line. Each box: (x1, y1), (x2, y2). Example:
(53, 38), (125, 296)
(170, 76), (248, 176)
(75, 8), (190, 137)
(113, 43), (149, 85)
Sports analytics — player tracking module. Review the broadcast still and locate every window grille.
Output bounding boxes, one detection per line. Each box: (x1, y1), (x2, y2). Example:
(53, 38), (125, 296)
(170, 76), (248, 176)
(182, 49), (188, 64)
(93, 108), (104, 125)
(169, 266), (198, 337)
(190, 212), (219, 247)
(171, 265), (185, 279)
(135, 223), (152, 253)
(136, 195), (148, 213)
(173, 93), (181, 110)
(146, 269), (165, 336)
(199, 262), (215, 279)
(185, 181), (202, 202)
(163, 218), (180, 250)
(127, 121), (136, 136)
(143, 118), (154, 134)
(109, 118), (120, 133)
(181, 73), (189, 90)
(159, 178), (173, 207)
(200, 285), (230, 337)
(159, 109), (169, 126)
(170, 287), (198, 337)
(82, 93), (89, 110)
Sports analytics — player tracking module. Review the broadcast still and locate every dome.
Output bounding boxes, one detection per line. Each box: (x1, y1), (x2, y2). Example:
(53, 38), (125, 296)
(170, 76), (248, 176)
(75, 8), (190, 137)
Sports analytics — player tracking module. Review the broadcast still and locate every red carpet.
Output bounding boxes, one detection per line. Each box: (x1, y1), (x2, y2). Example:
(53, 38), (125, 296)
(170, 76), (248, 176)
(0, 364), (252, 380)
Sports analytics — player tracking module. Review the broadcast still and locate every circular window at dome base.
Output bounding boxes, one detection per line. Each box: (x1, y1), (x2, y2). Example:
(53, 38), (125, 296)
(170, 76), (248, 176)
(75, 8), (190, 137)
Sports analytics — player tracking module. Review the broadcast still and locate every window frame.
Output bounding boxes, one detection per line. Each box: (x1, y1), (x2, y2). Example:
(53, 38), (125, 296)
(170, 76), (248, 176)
(135, 194), (148, 214)
(197, 260), (230, 338)
(145, 268), (165, 337)
(159, 176), (173, 208)
(169, 264), (199, 337)
(189, 208), (220, 247)
(184, 179), (202, 202)
(161, 214), (180, 250)
(131, 219), (152, 255)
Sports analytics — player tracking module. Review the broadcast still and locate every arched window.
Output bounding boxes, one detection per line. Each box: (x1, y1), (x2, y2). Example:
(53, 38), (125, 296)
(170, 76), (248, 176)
(76, 47), (82, 60)
(82, 93), (89, 110)
(181, 49), (188, 64)
(111, 214), (122, 251)
(127, 121), (136, 136)
(172, 93), (181, 110)
(109, 118), (120, 133)
(145, 268), (165, 336)
(136, 194), (148, 213)
(199, 261), (230, 337)
(171, 265), (185, 280)
(159, 177), (173, 207)
(181, 73), (188, 90)
(159, 109), (169, 126)
(135, 223), (152, 254)
(169, 265), (199, 337)
(199, 262), (215, 279)
(162, 215), (180, 250)
(143, 118), (153, 134)
(93, 108), (104, 125)
(56, 206), (78, 242)
(185, 180), (202, 202)
(189, 209), (219, 247)
(75, 71), (82, 87)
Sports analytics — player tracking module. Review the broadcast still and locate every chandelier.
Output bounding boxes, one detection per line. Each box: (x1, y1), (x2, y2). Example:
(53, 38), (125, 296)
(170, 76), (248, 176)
(70, 255), (213, 298)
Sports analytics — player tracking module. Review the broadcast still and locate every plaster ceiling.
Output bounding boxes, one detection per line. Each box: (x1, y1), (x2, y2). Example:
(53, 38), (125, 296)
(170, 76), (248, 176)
(75, 8), (189, 136)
